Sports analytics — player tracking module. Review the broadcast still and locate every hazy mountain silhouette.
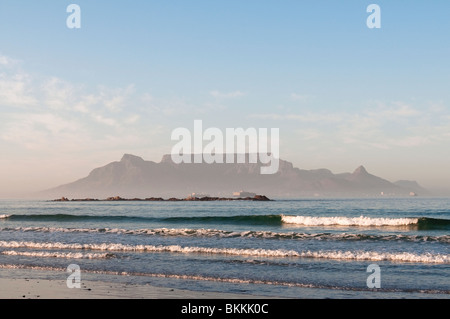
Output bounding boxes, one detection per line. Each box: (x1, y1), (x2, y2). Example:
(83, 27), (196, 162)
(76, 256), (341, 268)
(39, 154), (428, 199)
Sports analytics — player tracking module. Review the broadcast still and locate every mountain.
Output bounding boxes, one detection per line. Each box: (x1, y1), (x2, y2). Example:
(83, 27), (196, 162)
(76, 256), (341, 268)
(39, 154), (428, 199)
(393, 180), (430, 195)
(345, 165), (396, 189)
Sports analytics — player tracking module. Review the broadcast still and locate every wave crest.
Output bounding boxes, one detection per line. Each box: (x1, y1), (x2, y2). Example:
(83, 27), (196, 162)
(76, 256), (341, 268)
(0, 240), (447, 263)
(281, 215), (419, 227)
(1, 250), (114, 259)
(2, 226), (449, 243)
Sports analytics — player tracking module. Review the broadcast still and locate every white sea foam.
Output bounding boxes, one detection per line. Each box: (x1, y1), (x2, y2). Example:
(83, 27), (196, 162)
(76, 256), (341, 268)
(2, 226), (266, 239)
(2, 226), (449, 242)
(0, 240), (301, 257)
(281, 215), (419, 226)
(0, 240), (447, 263)
(1, 250), (113, 259)
(296, 250), (450, 264)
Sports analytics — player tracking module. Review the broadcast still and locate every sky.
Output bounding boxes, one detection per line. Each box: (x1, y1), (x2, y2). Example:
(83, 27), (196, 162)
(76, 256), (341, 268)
(1, 0), (450, 197)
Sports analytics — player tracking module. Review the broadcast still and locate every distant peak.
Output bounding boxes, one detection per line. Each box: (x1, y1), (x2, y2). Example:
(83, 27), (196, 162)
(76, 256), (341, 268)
(121, 154), (144, 163)
(353, 165), (368, 175)
(160, 154), (173, 163)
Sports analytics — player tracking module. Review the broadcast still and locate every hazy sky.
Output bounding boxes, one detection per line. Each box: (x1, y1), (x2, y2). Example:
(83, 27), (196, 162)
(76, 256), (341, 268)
(1, 1), (450, 197)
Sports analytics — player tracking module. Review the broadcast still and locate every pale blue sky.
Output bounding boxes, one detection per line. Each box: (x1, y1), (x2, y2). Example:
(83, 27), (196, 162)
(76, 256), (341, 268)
(1, 1), (450, 196)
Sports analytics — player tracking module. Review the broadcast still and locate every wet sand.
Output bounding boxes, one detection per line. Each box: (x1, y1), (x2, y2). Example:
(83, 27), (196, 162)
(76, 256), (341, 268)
(0, 277), (268, 299)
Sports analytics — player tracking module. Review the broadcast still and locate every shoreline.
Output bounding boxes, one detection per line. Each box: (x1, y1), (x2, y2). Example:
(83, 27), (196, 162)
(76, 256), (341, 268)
(0, 278), (266, 299)
(0, 268), (268, 299)
(51, 195), (272, 202)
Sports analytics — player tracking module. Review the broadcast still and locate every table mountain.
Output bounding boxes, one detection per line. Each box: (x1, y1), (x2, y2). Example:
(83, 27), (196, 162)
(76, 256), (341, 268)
(39, 154), (427, 199)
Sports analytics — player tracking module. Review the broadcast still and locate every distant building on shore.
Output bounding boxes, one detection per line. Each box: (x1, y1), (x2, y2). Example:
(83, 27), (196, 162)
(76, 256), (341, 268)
(186, 192), (210, 199)
(233, 191), (257, 198)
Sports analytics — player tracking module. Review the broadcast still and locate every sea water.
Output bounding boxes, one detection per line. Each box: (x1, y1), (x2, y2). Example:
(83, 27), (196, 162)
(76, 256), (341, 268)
(0, 198), (449, 298)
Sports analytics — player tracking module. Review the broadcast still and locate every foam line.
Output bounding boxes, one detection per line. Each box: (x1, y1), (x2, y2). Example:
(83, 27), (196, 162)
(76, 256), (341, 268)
(281, 215), (419, 226)
(0, 240), (447, 263)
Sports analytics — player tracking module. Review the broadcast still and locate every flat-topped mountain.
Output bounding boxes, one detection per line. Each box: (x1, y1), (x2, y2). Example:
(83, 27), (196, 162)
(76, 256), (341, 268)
(39, 154), (428, 199)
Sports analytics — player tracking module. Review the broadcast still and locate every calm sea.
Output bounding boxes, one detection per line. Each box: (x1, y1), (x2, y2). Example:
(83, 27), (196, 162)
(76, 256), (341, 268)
(0, 198), (449, 299)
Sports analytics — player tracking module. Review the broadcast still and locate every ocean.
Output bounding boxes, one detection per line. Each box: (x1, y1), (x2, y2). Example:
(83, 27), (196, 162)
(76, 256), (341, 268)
(0, 197), (449, 299)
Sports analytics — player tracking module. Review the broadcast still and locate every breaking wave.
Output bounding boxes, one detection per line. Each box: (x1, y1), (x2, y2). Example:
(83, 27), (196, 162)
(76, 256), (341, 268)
(0, 240), (448, 263)
(0, 250), (114, 259)
(281, 215), (450, 230)
(2, 226), (449, 243)
(281, 215), (418, 226)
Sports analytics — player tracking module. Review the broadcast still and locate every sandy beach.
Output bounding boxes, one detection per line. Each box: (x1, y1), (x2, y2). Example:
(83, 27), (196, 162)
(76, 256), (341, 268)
(0, 268), (265, 299)
(0, 278), (265, 299)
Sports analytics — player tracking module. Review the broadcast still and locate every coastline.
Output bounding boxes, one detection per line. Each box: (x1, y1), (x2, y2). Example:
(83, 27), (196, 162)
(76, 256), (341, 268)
(51, 195), (272, 202)
(0, 268), (267, 299)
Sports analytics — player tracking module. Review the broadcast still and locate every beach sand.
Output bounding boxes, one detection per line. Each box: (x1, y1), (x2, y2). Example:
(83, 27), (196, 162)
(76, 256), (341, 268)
(0, 278), (266, 299)
(0, 268), (266, 299)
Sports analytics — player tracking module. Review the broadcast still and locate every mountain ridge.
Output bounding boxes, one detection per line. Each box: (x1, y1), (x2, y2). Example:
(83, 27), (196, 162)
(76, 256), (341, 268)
(38, 154), (428, 199)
